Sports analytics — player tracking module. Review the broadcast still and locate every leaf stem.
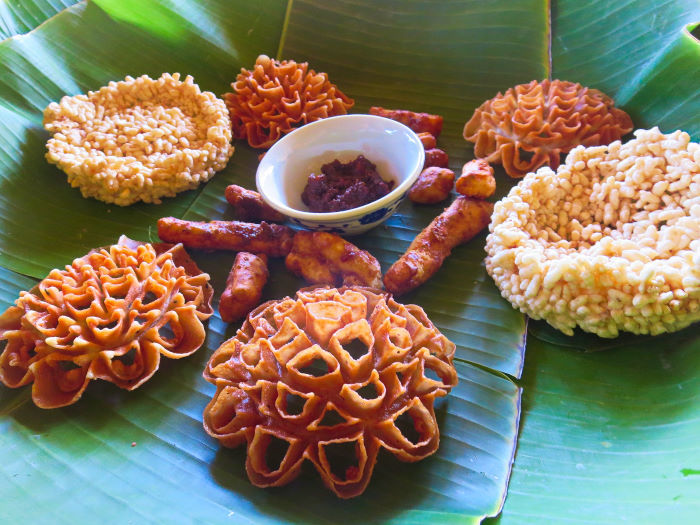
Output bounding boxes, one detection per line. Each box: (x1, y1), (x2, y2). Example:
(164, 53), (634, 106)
(277, 0), (295, 59)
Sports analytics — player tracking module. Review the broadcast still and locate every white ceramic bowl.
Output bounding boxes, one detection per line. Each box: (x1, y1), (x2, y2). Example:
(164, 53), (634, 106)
(256, 114), (425, 235)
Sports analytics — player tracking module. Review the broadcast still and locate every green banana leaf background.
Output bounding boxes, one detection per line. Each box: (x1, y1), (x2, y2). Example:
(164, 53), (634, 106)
(0, 0), (699, 523)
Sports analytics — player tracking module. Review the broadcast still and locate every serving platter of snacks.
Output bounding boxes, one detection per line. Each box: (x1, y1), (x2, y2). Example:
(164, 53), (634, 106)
(0, 0), (698, 523)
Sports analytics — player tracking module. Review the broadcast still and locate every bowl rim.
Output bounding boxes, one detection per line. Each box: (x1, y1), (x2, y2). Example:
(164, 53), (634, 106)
(255, 114), (425, 222)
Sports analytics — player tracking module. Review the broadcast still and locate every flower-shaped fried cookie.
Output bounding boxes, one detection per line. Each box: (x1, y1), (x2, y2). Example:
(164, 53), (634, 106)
(0, 236), (213, 408)
(464, 79), (633, 178)
(224, 55), (354, 148)
(203, 286), (458, 498)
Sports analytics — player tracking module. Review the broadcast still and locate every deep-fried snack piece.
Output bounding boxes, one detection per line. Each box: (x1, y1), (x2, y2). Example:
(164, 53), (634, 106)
(455, 159), (496, 199)
(424, 148), (449, 169)
(463, 79), (633, 178)
(285, 231), (382, 288)
(203, 286), (458, 498)
(219, 252), (269, 323)
(409, 167), (455, 204)
(0, 236), (213, 408)
(158, 217), (293, 257)
(369, 107), (443, 137)
(384, 197), (493, 295)
(417, 132), (436, 149)
(225, 55), (354, 148)
(225, 185), (285, 222)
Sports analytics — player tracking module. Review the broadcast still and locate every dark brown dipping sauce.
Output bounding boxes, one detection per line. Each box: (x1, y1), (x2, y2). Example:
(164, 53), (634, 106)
(301, 155), (395, 213)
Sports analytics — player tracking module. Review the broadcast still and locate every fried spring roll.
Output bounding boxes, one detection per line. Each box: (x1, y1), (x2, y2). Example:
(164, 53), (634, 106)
(219, 252), (269, 323)
(224, 185), (285, 222)
(157, 217), (293, 257)
(369, 107), (443, 137)
(285, 231), (383, 288)
(383, 197), (493, 295)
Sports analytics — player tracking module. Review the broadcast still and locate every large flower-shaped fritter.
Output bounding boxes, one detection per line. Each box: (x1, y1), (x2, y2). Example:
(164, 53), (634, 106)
(0, 236), (213, 408)
(203, 286), (458, 498)
(224, 55), (354, 148)
(464, 79), (633, 178)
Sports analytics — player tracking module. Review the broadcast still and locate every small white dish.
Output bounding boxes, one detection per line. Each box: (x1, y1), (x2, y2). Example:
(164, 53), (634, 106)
(256, 114), (425, 235)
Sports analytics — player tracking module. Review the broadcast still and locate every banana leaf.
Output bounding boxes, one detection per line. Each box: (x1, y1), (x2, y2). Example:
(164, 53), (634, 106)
(0, 0), (699, 523)
(0, 0), (78, 39)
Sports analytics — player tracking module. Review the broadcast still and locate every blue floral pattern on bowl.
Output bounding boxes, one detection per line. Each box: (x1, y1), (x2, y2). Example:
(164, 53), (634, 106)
(287, 197), (406, 235)
(359, 207), (389, 224)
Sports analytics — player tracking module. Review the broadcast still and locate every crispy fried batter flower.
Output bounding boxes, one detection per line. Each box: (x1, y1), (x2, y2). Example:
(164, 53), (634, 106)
(464, 79), (633, 178)
(224, 55), (354, 148)
(203, 286), (457, 498)
(0, 236), (213, 408)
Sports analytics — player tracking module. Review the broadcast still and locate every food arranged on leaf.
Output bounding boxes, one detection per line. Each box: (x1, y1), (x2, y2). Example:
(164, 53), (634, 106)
(369, 107), (443, 137)
(43, 73), (233, 205)
(456, 159), (497, 199)
(486, 128), (700, 337)
(225, 185), (286, 222)
(157, 216), (294, 257)
(202, 286), (458, 498)
(301, 155), (395, 213)
(285, 231), (383, 288)
(385, 197), (494, 296)
(409, 167), (455, 204)
(0, 236), (213, 408)
(219, 252), (270, 323)
(464, 79), (633, 178)
(225, 54), (354, 148)
(16, 45), (700, 501)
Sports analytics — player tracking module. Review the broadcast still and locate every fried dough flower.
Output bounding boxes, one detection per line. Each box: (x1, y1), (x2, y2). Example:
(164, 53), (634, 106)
(224, 55), (354, 148)
(464, 79), (633, 178)
(43, 73), (234, 206)
(0, 236), (213, 408)
(203, 286), (457, 498)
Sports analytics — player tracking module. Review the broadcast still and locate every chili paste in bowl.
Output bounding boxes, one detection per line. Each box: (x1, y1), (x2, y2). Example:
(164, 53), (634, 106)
(301, 155), (395, 213)
(256, 114), (424, 235)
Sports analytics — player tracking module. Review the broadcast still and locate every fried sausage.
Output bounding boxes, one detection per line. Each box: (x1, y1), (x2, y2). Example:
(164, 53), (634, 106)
(157, 217), (293, 257)
(383, 197), (493, 295)
(424, 148), (449, 169)
(369, 107), (443, 137)
(455, 159), (496, 199)
(285, 231), (383, 288)
(219, 252), (269, 323)
(224, 185), (285, 222)
(409, 167), (455, 204)
(417, 132), (437, 150)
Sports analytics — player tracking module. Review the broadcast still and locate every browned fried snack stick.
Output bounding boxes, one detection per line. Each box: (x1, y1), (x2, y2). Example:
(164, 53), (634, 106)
(455, 159), (496, 199)
(225, 184), (285, 222)
(409, 167), (455, 204)
(219, 252), (269, 323)
(157, 217), (293, 257)
(369, 107), (443, 137)
(384, 197), (493, 295)
(417, 132), (436, 149)
(285, 231), (383, 288)
(424, 148), (449, 169)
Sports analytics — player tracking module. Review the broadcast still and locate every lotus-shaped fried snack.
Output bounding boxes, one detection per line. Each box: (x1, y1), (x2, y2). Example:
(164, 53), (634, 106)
(464, 79), (633, 178)
(0, 236), (213, 408)
(224, 55), (354, 148)
(203, 286), (458, 498)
